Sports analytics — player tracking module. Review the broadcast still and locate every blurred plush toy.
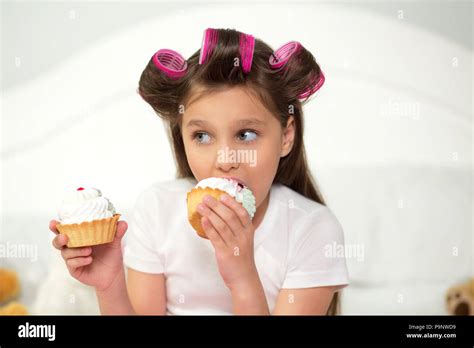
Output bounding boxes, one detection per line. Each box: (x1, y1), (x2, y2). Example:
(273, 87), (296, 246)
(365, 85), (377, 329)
(0, 301), (28, 315)
(446, 278), (474, 315)
(0, 268), (28, 315)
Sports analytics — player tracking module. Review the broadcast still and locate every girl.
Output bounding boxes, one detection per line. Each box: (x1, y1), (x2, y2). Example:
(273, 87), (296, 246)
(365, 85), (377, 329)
(50, 28), (349, 315)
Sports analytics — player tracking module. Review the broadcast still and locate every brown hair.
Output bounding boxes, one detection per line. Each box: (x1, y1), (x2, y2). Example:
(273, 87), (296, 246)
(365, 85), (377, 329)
(138, 28), (340, 315)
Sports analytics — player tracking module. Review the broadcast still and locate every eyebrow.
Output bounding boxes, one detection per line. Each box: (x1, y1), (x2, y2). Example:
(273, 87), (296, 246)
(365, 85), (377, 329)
(185, 118), (266, 128)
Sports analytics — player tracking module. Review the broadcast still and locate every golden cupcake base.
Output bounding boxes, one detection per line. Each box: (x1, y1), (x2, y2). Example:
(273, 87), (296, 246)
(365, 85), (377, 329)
(56, 214), (121, 248)
(186, 187), (227, 239)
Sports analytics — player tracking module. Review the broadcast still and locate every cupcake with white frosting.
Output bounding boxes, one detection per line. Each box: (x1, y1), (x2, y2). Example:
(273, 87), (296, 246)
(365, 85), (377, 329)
(56, 187), (120, 247)
(186, 177), (256, 239)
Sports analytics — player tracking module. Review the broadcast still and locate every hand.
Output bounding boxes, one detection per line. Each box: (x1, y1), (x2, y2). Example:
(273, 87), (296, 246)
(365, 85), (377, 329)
(198, 194), (259, 291)
(49, 219), (128, 291)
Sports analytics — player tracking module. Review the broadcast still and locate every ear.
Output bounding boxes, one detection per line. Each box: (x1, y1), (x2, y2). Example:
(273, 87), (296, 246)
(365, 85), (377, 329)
(281, 116), (295, 158)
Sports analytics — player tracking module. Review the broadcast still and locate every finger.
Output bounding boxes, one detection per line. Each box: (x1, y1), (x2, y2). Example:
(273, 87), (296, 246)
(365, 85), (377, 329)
(61, 246), (92, 261)
(219, 194), (251, 227)
(203, 195), (243, 234)
(49, 220), (60, 234)
(201, 216), (226, 249)
(52, 234), (69, 250)
(201, 204), (236, 246)
(66, 256), (93, 269)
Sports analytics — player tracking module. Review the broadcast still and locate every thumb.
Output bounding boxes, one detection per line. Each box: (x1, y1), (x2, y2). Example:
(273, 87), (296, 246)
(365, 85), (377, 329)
(115, 220), (128, 239)
(109, 221), (128, 249)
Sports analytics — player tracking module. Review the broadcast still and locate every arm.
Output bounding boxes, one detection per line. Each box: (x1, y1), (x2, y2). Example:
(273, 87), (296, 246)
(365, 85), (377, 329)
(197, 195), (343, 315)
(272, 286), (338, 315)
(126, 268), (167, 315)
(95, 267), (135, 315)
(230, 272), (270, 315)
(230, 276), (339, 315)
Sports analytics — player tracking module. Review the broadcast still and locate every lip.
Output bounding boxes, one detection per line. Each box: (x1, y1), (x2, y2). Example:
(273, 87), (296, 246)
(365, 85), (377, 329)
(221, 176), (247, 188)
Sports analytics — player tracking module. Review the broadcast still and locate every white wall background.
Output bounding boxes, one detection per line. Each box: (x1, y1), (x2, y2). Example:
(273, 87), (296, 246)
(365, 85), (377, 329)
(0, 0), (472, 315)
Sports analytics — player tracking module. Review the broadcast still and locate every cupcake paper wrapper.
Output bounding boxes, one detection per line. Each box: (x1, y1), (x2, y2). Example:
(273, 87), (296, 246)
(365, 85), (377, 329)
(56, 214), (121, 248)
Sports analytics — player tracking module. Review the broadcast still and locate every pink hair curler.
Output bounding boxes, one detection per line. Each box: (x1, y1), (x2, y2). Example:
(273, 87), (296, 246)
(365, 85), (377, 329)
(199, 28), (219, 65)
(239, 32), (255, 74)
(152, 49), (188, 79)
(298, 70), (325, 99)
(270, 41), (325, 99)
(269, 41), (302, 69)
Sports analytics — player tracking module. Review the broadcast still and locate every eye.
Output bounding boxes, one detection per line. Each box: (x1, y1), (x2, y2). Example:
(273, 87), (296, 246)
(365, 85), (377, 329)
(193, 132), (211, 144)
(237, 129), (258, 143)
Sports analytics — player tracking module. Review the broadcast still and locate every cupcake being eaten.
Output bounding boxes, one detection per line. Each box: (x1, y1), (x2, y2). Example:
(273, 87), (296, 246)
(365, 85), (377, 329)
(56, 187), (120, 248)
(186, 177), (256, 239)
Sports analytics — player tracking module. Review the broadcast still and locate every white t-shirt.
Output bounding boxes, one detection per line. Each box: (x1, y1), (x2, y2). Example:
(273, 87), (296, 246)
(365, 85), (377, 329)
(122, 178), (349, 315)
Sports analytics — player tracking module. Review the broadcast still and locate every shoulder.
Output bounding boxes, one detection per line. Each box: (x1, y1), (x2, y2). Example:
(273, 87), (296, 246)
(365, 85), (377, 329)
(274, 184), (344, 242)
(274, 184), (337, 222)
(274, 184), (326, 214)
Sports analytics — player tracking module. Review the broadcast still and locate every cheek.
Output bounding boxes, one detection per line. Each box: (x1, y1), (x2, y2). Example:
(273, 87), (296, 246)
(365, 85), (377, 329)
(183, 140), (216, 178)
(254, 138), (281, 172)
(186, 148), (204, 173)
(182, 137), (200, 173)
(249, 141), (281, 205)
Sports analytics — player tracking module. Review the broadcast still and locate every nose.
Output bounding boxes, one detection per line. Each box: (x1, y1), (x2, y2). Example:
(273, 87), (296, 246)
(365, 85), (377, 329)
(215, 143), (240, 172)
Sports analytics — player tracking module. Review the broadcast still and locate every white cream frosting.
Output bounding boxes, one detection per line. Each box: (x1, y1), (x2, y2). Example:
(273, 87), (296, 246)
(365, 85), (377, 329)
(194, 177), (256, 219)
(58, 187), (116, 225)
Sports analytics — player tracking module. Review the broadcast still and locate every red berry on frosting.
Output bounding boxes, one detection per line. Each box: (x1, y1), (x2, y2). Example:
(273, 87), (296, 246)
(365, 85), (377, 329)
(77, 187), (85, 191)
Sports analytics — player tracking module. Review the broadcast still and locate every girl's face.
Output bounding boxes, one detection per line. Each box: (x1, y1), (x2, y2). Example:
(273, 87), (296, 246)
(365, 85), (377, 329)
(181, 85), (295, 218)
